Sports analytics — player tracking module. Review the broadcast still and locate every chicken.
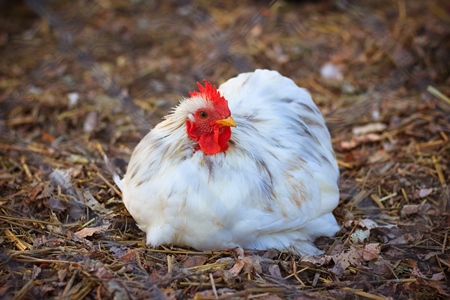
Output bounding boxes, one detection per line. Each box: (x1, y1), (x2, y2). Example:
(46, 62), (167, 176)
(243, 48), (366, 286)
(115, 69), (340, 255)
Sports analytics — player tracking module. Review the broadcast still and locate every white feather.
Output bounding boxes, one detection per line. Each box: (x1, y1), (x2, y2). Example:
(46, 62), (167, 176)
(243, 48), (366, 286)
(119, 69), (340, 255)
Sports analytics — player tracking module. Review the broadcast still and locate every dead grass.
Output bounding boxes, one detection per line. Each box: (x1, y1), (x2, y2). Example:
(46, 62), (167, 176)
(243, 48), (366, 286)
(0, 0), (449, 299)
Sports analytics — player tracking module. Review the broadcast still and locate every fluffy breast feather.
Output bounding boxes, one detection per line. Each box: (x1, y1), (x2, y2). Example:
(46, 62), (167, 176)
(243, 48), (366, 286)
(120, 69), (340, 255)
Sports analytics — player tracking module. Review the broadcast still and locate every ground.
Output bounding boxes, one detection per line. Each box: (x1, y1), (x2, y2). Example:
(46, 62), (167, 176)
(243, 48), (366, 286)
(0, 0), (449, 299)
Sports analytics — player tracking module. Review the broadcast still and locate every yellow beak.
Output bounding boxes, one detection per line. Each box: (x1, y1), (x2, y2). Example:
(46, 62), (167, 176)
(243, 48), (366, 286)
(214, 116), (236, 127)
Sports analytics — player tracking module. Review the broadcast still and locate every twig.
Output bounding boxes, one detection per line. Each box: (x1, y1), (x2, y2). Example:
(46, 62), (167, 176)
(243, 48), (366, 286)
(427, 85), (450, 105)
(210, 273), (219, 299)
(289, 258), (306, 287)
(97, 171), (122, 198)
(167, 255), (174, 274)
(442, 231), (448, 254)
(370, 194), (385, 209)
(342, 287), (387, 300)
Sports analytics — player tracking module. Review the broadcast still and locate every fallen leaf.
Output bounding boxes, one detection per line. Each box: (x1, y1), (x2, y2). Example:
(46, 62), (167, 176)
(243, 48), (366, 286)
(224, 258), (263, 279)
(367, 150), (390, 164)
(340, 139), (359, 150)
(418, 188), (433, 198)
(58, 269), (67, 282)
(32, 265), (42, 279)
(350, 229), (370, 244)
(428, 280), (450, 297)
(362, 243), (381, 261)
(437, 215), (450, 228)
(44, 238), (66, 247)
(120, 250), (137, 263)
(183, 255), (207, 269)
(268, 264), (282, 279)
(390, 233), (416, 244)
(331, 246), (362, 277)
(401, 204), (431, 217)
(404, 259), (417, 268)
(83, 190), (111, 216)
(359, 218), (378, 229)
(242, 256), (262, 274)
(28, 182), (45, 200)
(352, 122), (387, 136)
(402, 280), (420, 294)
(340, 133), (384, 150)
(93, 266), (116, 280)
(422, 252), (440, 260)
(102, 280), (131, 300)
(49, 169), (74, 192)
(228, 260), (244, 277)
(44, 197), (67, 212)
(411, 267), (427, 280)
(0, 284), (14, 299)
(369, 260), (392, 277)
(40, 285), (55, 294)
(110, 246), (129, 259)
(431, 272), (445, 281)
(41, 131), (56, 143)
(148, 270), (162, 281)
(74, 223), (110, 238)
(329, 264), (345, 278)
(301, 255), (332, 266)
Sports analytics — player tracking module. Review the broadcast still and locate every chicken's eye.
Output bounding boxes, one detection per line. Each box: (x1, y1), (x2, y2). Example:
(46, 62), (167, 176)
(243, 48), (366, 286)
(199, 111), (208, 119)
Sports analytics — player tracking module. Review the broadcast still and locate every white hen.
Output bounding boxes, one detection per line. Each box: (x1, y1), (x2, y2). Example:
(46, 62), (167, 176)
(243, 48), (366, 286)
(115, 69), (340, 255)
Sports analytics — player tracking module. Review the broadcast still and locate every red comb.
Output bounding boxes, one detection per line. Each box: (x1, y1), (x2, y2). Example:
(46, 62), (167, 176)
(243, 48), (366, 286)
(190, 80), (226, 104)
(189, 80), (230, 116)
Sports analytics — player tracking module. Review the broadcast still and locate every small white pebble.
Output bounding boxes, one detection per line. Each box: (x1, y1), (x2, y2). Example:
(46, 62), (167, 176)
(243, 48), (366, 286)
(29, 86), (43, 95)
(320, 62), (343, 81)
(341, 82), (355, 94)
(350, 229), (370, 244)
(83, 111), (98, 134)
(352, 122), (387, 136)
(68, 92), (79, 107)
(371, 109), (380, 121)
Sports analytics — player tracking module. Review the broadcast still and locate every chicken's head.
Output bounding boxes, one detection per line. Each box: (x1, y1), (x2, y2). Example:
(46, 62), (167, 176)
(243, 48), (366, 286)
(186, 80), (236, 155)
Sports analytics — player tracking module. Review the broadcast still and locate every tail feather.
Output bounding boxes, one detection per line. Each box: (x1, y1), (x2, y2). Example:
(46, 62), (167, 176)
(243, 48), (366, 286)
(103, 154), (124, 191)
(113, 172), (123, 191)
